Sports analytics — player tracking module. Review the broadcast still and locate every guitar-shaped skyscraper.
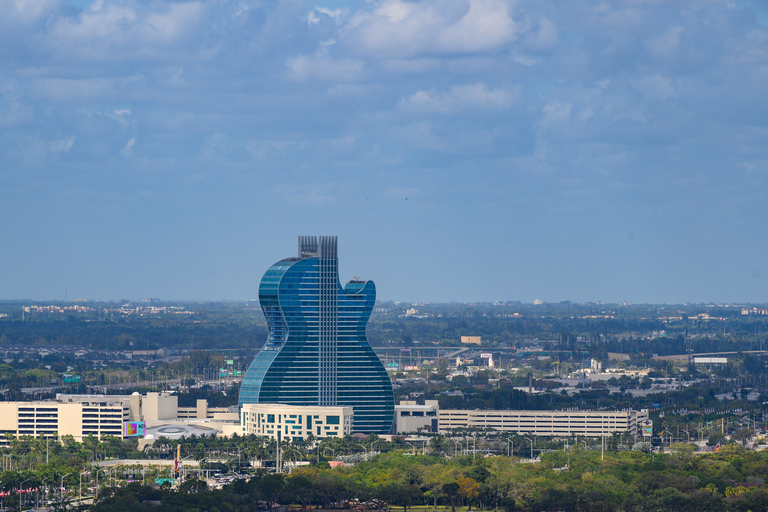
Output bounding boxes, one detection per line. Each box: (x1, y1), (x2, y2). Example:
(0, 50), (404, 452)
(239, 236), (395, 434)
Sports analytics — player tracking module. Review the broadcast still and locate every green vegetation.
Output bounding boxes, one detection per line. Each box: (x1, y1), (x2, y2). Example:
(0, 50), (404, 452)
(85, 447), (768, 512)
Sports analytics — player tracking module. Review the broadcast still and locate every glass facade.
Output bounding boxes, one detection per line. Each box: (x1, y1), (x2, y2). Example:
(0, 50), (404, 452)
(239, 236), (395, 434)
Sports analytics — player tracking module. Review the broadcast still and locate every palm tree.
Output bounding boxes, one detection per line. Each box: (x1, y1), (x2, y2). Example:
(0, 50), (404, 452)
(283, 444), (303, 468)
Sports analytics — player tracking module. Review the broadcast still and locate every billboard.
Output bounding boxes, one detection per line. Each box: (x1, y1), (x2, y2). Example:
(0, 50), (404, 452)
(479, 353), (493, 359)
(123, 421), (146, 437)
(404, 366), (419, 371)
(641, 420), (653, 437)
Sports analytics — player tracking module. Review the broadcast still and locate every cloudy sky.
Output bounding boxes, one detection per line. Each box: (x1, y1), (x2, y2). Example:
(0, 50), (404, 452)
(1, 0), (767, 304)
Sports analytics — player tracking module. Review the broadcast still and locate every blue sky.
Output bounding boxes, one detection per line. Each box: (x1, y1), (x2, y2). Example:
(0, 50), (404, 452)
(1, 0), (767, 304)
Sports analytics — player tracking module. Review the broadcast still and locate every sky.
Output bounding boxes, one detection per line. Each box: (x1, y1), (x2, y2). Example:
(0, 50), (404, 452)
(1, 0), (768, 304)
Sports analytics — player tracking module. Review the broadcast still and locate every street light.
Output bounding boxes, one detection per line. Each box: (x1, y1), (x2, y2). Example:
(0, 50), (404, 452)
(42, 476), (54, 506)
(20, 478), (32, 509)
(61, 472), (74, 505)
(80, 470), (89, 505)
(524, 437), (534, 461)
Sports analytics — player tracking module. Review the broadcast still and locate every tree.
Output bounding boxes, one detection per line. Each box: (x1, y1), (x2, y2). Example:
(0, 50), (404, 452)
(254, 472), (286, 510)
(456, 477), (480, 511)
(379, 483), (415, 512)
(442, 482), (460, 512)
(733, 427), (754, 447)
(179, 477), (207, 494)
(286, 474), (315, 512)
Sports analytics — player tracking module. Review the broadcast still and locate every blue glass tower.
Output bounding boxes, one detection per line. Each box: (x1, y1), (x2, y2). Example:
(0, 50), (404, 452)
(239, 236), (395, 434)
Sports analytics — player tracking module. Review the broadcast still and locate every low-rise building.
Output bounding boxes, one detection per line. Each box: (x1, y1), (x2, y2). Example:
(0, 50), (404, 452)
(0, 392), (240, 445)
(0, 399), (128, 443)
(241, 403), (353, 442)
(439, 409), (649, 437)
(395, 400), (439, 433)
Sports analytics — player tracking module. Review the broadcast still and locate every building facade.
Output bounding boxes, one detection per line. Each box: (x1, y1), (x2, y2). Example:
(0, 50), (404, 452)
(0, 399), (128, 444)
(439, 409), (649, 437)
(241, 403), (353, 441)
(239, 236), (395, 434)
(395, 400), (439, 434)
(0, 393), (241, 446)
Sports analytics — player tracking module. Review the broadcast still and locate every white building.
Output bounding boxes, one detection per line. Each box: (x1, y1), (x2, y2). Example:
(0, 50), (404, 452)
(241, 403), (353, 442)
(0, 392), (240, 445)
(439, 409), (649, 437)
(0, 399), (128, 444)
(395, 400), (439, 433)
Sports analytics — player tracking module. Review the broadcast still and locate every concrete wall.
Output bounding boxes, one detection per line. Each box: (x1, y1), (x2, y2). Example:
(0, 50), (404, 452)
(143, 392), (178, 421)
(57, 403), (84, 439)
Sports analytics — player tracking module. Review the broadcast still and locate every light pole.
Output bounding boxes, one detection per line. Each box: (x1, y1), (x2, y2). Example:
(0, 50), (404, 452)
(42, 476), (54, 506)
(601, 435), (605, 461)
(20, 478), (32, 509)
(94, 468), (104, 498)
(80, 470), (89, 505)
(61, 472), (74, 505)
(524, 437), (533, 461)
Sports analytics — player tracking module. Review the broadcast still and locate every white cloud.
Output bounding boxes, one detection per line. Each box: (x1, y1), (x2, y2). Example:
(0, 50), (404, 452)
(308, 6), (349, 26)
(106, 109), (133, 128)
(49, 5), (138, 42)
(286, 55), (364, 81)
(49, 136), (75, 154)
(120, 137), (135, 156)
(47, 2), (206, 60)
(0, 0), (58, 24)
(398, 83), (518, 112)
(540, 101), (572, 125)
(531, 18), (557, 49)
(637, 75), (676, 100)
(142, 3), (205, 44)
(344, 0), (518, 57)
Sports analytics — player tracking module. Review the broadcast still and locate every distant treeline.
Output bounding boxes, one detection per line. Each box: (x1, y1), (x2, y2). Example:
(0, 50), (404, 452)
(1, 301), (768, 355)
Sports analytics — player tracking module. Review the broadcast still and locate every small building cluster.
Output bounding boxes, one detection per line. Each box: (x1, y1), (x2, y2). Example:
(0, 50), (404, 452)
(0, 392), (648, 447)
